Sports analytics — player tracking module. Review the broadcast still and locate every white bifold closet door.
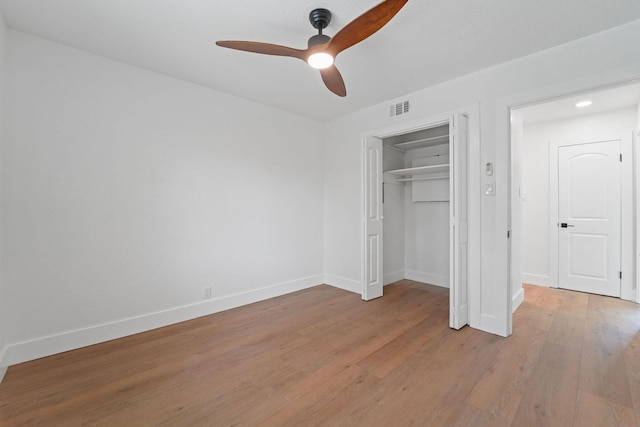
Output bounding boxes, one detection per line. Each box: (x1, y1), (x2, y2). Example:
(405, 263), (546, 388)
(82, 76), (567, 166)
(363, 135), (384, 300)
(450, 113), (469, 329)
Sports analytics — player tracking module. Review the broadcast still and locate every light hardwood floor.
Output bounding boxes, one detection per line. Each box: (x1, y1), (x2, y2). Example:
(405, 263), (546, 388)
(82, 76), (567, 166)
(1, 281), (639, 426)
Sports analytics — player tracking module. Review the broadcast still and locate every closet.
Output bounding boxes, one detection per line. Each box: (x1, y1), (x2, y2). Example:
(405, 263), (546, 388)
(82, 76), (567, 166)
(363, 112), (468, 329)
(382, 123), (452, 289)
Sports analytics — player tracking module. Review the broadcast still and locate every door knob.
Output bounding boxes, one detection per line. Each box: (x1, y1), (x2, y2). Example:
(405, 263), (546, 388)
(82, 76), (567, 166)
(560, 223), (574, 228)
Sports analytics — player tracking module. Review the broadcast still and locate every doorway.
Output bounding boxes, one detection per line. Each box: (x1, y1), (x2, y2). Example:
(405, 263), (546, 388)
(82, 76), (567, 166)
(511, 83), (640, 303)
(362, 110), (474, 330)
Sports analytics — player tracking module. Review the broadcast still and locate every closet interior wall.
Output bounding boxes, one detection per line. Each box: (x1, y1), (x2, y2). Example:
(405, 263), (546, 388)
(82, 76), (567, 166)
(382, 124), (451, 288)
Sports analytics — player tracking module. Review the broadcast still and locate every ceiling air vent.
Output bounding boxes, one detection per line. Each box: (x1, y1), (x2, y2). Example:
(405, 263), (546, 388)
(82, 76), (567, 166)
(390, 100), (410, 118)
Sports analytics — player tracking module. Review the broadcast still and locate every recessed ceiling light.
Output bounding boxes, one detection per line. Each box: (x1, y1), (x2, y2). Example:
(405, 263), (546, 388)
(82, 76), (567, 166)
(575, 100), (593, 108)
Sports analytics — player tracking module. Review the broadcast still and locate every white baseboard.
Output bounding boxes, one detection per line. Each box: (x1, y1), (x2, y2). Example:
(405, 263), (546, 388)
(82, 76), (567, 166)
(479, 313), (509, 337)
(324, 271), (449, 292)
(521, 273), (551, 287)
(383, 270), (405, 286)
(512, 287), (525, 312)
(405, 270), (449, 288)
(3, 275), (322, 368)
(324, 274), (362, 294)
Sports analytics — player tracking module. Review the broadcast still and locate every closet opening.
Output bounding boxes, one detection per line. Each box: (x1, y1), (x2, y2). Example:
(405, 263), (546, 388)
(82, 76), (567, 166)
(363, 113), (469, 330)
(383, 124), (450, 283)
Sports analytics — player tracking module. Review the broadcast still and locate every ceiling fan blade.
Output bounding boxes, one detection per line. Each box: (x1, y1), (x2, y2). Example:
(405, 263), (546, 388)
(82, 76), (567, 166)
(216, 41), (308, 60)
(320, 65), (347, 97)
(326, 0), (408, 57)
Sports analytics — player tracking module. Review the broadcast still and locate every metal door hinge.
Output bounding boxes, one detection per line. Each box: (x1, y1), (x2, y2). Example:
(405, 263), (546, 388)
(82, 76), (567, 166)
(620, 271), (622, 279)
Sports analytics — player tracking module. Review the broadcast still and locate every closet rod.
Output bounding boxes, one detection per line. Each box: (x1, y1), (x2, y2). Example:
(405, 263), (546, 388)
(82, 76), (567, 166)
(396, 175), (449, 182)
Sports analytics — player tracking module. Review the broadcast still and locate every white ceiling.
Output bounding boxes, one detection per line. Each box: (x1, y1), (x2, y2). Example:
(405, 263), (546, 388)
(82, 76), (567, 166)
(1, 0), (639, 122)
(518, 83), (640, 124)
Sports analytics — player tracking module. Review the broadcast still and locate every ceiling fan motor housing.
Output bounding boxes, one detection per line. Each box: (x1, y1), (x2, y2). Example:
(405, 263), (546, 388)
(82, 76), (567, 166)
(309, 8), (331, 31)
(308, 34), (331, 48)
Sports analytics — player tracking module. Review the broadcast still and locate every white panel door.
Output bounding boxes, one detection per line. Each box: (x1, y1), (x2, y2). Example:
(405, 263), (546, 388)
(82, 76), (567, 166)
(558, 140), (621, 297)
(363, 136), (383, 300)
(450, 114), (469, 329)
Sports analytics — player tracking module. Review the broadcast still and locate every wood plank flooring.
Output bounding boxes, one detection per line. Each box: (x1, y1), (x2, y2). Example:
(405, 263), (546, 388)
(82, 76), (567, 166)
(1, 281), (639, 426)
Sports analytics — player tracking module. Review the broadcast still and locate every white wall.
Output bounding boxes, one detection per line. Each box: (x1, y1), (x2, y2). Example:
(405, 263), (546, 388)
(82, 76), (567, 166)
(404, 145), (450, 287)
(2, 31), (324, 366)
(0, 11), (7, 381)
(381, 143), (450, 288)
(323, 19), (640, 336)
(382, 146), (405, 284)
(521, 107), (637, 287)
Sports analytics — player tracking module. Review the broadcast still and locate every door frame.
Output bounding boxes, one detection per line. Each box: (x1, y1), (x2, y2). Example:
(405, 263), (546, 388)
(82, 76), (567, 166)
(549, 137), (633, 298)
(636, 128), (640, 304)
(361, 104), (480, 327)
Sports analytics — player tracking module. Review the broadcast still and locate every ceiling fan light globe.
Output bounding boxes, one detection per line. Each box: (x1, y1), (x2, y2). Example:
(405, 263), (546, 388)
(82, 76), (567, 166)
(308, 52), (334, 69)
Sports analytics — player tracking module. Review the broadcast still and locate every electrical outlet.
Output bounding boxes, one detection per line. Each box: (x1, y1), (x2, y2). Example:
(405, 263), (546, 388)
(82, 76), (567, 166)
(203, 286), (212, 300)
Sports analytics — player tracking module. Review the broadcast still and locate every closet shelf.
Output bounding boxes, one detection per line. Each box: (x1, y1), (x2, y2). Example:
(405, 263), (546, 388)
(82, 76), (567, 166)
(385, 164), (449, 177)
(392, 135), (449, 151)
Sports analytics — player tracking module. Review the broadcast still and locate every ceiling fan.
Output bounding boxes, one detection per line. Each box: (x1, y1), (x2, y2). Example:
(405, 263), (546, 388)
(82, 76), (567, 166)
(216, 0), (408, 97)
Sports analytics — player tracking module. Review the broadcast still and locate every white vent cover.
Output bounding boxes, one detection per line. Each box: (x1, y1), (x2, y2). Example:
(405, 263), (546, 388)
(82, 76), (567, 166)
(390, 100), (410, 118)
